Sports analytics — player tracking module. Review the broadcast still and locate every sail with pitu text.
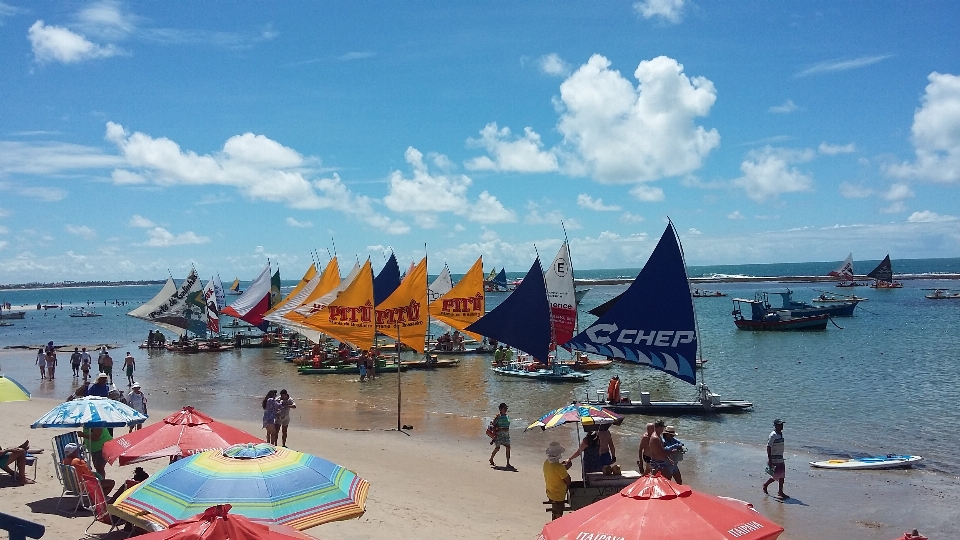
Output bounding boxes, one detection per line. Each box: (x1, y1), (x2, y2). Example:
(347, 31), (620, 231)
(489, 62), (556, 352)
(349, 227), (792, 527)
(430, 257), (485, 340)
(300, 259), (376, 350)
(564, 222), (698, 385)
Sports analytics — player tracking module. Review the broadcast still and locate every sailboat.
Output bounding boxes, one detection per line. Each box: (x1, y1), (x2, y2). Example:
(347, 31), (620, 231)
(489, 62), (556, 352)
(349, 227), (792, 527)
(467, 258), (588, 382)
(128, 269), (207, 338)
(484, 268), (508, 292)
(828, 253), (863, 287)
(227, 278), (243, 295)
(568, 221), (752, 413)
(867, 254), (903, 288)
(425, 257), (489, 357)
(221, 264), (279, 330)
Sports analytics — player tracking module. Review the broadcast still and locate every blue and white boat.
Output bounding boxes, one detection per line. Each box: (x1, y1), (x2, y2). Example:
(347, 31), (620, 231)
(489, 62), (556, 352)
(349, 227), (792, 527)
(761, 289), (859, 317)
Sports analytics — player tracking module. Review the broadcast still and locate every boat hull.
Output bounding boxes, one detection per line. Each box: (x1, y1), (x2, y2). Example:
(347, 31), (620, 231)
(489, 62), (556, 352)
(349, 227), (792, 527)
(735, 314), (828, 331)
(298, 364), (407, 375)
(587, 399), (753, 415)
(0, 311), (26, 319)
(809, 455), (922, 470)
(491, 365), (588, 382)
(428, 347), (494, 356)
(400, 359), (461, 369)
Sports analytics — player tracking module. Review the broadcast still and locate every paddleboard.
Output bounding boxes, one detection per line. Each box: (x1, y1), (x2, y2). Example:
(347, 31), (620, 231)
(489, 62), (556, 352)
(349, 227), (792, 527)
(810, 454), (922, 470)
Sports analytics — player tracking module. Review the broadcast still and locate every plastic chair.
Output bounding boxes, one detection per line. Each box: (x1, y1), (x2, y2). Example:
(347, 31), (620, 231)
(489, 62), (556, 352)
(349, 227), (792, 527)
(56, 464), (90, 514)
(81, 474), (121, 535)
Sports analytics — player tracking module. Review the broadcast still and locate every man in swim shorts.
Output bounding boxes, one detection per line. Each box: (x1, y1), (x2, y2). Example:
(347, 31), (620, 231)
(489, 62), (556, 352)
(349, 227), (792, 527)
(763, 418), (788, 498)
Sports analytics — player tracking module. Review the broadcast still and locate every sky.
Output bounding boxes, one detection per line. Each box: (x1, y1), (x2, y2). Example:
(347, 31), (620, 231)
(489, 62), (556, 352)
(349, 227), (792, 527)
(1, 1), (959, 283)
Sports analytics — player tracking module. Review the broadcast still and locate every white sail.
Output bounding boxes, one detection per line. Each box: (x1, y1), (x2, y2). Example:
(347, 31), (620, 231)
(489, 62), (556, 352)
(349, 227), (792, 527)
(828, 253), (854, 279)
(292, 262), (361, 318)
(428, 265), (453, 303)
(222, 264), (272, 321)
(213, 274), (226, 310)
(265, 271), (324, 325)
(544, 241), (577, 346)
(128, 277), (181, 333)
(127, 269), (205, 335)
(202, 277), (220, 334)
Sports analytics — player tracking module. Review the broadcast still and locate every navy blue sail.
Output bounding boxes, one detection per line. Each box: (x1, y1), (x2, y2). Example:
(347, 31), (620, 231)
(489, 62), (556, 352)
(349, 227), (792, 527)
(564, 223), (698, 385)
(373, 252), (401, 305)
(866, 254), (893, 283)
(466, 258), (551, 362)
(492, 269), (508, 290)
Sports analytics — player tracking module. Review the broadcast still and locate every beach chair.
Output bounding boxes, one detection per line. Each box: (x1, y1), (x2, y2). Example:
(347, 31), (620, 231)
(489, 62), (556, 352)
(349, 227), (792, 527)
(81, 474), (123, 536)
(106, 505), (164, 538)
(51, 432), (87, 485)
(56, 464), (90, 514)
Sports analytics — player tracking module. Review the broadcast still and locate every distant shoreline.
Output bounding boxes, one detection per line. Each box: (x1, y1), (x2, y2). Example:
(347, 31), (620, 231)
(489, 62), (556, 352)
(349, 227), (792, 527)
(0, 280), (165, 291)
(575, 273), (960, 286)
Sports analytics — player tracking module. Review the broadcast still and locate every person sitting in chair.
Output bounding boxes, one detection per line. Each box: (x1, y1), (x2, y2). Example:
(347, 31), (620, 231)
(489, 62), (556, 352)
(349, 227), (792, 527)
(1, 440), (35, 485)
(62, 443), (114, 495)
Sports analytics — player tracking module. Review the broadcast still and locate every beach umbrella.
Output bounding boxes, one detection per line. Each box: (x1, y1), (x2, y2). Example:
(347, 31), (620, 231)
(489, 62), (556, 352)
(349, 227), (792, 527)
(114, 442), (369, 531)
(102, 406), (263, 465)
(538, 473), (784, 540)
(132, 504), (317, 540)
(525, 402), (624, 432)
(0, 375), (31, 403)
(30, 396), (147, 428)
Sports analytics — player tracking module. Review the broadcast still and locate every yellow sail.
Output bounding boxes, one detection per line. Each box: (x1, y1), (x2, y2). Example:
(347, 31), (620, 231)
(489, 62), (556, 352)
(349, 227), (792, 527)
(376, 257), (428, 353)
(300, 260), (375, 350)
(262, 264), (317, 319)
(429, 257), (485, 340)
(283, 257), (342, 327)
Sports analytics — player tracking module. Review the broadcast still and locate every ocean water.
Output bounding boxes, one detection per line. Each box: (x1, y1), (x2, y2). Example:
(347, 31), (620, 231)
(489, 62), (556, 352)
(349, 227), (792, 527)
(2, 260), (959, 478)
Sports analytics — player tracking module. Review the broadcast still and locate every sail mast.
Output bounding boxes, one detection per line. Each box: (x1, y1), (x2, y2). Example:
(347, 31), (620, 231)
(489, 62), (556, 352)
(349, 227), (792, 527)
(670, 218), (704, 386)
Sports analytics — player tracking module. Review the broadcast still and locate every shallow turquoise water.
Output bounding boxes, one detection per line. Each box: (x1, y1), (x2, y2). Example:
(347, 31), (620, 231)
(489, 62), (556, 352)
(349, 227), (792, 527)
(2, 270), (959, 477)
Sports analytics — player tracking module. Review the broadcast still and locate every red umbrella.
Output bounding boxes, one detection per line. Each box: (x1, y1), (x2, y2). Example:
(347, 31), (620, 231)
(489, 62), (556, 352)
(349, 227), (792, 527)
(103, 406), (263, 465)
(539, 473), (784, 540)
(134, 504), (316, 540)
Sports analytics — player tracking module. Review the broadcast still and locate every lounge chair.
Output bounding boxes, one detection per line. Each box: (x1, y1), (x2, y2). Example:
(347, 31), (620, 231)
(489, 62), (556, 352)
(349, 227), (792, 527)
(56, 464), (90, 514)
(51, 433), (88, 485)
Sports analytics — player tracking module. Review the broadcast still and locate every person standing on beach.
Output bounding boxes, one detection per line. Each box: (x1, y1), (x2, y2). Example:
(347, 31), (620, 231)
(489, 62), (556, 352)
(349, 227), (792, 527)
(638, 422), (654, 474)
(126, 383), (147, 433)
(662, 426), (685, 483)
(262, 390), (279, 445)
(36, 347), (47, 380)
(274, 389), (296, 447)
(80, 348), (91, 382)
(489, 402), (514, 470)
(647, 420), (678, 480)
(45, 341), (57, 379)
(565, 426), (602, 474)
(101, 350), (114, 383)
(763, 419), (788, 498)
(358, 350), (368, 382)
(70, 348), (82, 378)
(543, 442), (571, 520)
(597, 423), (616, 468)
(123, 352), (136, 386)
(97, 346), (107, 374)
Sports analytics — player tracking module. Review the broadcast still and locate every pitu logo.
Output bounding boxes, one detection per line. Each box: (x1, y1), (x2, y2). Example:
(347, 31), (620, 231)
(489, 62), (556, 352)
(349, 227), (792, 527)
(441, 293), (483, 314)
(375, 300), (422, 326)
(328, 301), (373, 323)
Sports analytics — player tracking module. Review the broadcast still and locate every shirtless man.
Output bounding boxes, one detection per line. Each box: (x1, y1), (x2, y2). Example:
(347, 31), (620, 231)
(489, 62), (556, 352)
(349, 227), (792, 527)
(637, 423), (654, 474)
(597, 424), (616, 468)
(646, 420), (679, 481)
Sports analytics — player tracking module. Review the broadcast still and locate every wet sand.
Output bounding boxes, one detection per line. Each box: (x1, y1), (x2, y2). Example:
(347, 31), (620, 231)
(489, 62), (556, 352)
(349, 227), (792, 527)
(2, 396), (957, 540)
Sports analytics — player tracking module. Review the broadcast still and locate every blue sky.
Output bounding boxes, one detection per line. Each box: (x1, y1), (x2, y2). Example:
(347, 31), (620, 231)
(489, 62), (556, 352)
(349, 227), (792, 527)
(1, 1), (959, 283)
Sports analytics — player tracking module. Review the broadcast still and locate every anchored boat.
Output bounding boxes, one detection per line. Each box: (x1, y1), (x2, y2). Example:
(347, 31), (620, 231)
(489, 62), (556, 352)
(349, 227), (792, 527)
(732, 298), (829, 331)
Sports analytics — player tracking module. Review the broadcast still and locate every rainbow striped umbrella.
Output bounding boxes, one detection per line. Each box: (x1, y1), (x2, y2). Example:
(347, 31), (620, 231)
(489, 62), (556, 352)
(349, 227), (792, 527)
(525, 403), (624, 432)
(114, 443), (368, 531)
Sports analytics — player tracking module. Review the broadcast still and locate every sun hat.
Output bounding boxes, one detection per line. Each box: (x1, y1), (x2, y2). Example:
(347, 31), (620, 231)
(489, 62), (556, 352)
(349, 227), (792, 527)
(64, 443), (79, 455)
(96, 373), (108, 380)
(773, 418), (784, 426)
(546, 441), (565, 457)
(663, 426), (677, 435)
(132, 382), (141, 389)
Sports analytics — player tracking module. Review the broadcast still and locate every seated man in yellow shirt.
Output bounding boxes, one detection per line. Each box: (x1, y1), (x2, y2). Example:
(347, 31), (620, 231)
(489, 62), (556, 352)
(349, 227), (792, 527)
(543, 442), (572, 520)
(62, 442), (115, 495)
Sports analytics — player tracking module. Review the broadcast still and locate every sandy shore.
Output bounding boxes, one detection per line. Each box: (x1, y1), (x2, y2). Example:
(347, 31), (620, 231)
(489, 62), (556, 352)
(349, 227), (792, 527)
(2, 397), (957, 540)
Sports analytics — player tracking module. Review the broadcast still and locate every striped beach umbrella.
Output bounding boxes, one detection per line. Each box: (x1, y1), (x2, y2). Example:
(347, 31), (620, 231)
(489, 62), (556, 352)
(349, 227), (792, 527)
(525, 403), (624, 432)
(30, 396), (148, 428)
(0, 375), (31, 403)
(114, 443), (369, 531)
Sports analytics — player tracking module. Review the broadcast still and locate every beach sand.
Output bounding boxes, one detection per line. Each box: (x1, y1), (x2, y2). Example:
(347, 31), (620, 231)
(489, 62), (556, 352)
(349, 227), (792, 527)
(2, 397), (957, 540)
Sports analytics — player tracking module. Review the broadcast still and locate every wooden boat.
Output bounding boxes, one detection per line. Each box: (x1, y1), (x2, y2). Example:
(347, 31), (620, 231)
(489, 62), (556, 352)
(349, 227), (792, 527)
(732, 299), (828, 330)
(0, 308), (26, 319)
(492, 362), (588, 382)
(763, 289), (858, 317)
(810, 455), (922, 470)
(226, 277), (243, 295)
(925, 289), (960, 300)
(867, 255), (903, 288)
(812, 293), (868, 303)
(69, 309), (101, 317)
(400, 357), (461, 369)
(588, 389), (753, 414)
(691, 289), (726, 297)
(0, 321), (14, 327)
(298, 362), (407, 375)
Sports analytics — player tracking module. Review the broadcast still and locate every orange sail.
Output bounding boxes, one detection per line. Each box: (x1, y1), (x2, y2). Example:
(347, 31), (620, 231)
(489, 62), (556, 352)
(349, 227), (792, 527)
(429, 257), (485, 340)
(282, 258), (343, 328)
(300, 260), (375, 350)
(262, 263), (317, 319)
(376, 257), (428, 353)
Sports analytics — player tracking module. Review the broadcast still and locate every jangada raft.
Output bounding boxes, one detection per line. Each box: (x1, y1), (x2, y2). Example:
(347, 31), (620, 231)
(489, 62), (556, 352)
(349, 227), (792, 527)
(810, 454), (922, 470)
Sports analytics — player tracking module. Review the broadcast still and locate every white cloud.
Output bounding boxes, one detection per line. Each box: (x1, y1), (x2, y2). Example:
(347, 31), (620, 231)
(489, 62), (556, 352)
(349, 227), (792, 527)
(884, 183), (914, 201)
(880, 201), (907, 214)
(539, 53), (570, 77)
(339, 51), (375, 61)
(65, 224), (96, 240)
(0, 141), (123, 175)
(1, 2), (25, 23)
(633, 0), (685, 24)
(0, 240), (6, 250)
(795, 55), (894, 77)
(727, 210), (744, 220)
(733, 147), (814, 202)
(142, 227), (209, 247)
(557, 55), (719, 184)
(819, 142), (855, 155)
(386, 147), (515, 226)
(18, 186), (67, 202)
(522, 201), (580, 229)
(629, 184), (665, 202)
(620, 212), (644, 224)
(285, 217), (313, 228)
(687, 228), (702, 235)
(129, 215), (155, 228)
(839, 182), (874, 198)
(907, 210), (957, 223)
(577, 194), (621, 212)
(887, 72), (960, 183)
(465, 123), (558, 173)
(76, 1), (137, 41)
(0, 226), (8, 234)
(769, 100), (798, 114)
(28, 20), (122, 64)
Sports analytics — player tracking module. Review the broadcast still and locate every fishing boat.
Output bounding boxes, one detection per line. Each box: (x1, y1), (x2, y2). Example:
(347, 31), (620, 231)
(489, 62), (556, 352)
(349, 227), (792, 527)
(297, 359), (408, 375)
(691, 289), (726, 297)
(400, 356), (461, 369)
(68, 308), (102, 317)
(812, 292), (868, 303)
(484, 268), (508, 292)
(0, 321), (13, 327)
(867, 254), (903, 288)
(227, 277), (243, 295)
(567, 221), (751, 413)
(810, 455), (922, 470)
(760, 289), (858, 317)
(0, 305), (26, 319)
(731, 298), (829, 330)
(925, 289), (960, 300)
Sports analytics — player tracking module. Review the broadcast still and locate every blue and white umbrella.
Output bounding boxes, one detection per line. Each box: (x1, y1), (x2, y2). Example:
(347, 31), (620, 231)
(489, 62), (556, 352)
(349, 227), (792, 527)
(31, 396), (148, 428)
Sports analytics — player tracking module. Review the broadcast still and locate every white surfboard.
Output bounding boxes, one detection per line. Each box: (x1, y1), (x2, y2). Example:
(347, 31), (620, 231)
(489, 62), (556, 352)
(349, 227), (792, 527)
(810, 455), (922, 470)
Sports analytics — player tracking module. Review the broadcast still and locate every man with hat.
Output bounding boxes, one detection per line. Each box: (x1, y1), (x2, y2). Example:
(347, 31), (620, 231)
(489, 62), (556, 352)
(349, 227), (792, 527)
(763, 419), (788, 498)
(662, 426), (685, 483)
(126, 383), (147, 433)
(543, 441), (571, 520)
(88, 373), (111, 397)
(62, 442), (115, 494)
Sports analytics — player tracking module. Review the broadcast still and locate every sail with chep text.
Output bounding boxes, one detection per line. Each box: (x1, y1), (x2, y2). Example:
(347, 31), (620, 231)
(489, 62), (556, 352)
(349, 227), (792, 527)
(564, 223), (698, 385)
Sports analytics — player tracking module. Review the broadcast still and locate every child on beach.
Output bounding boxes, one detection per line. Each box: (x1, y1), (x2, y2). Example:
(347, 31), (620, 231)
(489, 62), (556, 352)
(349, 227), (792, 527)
(36, 348), (46, 380)
(489, 402), (514, 470)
